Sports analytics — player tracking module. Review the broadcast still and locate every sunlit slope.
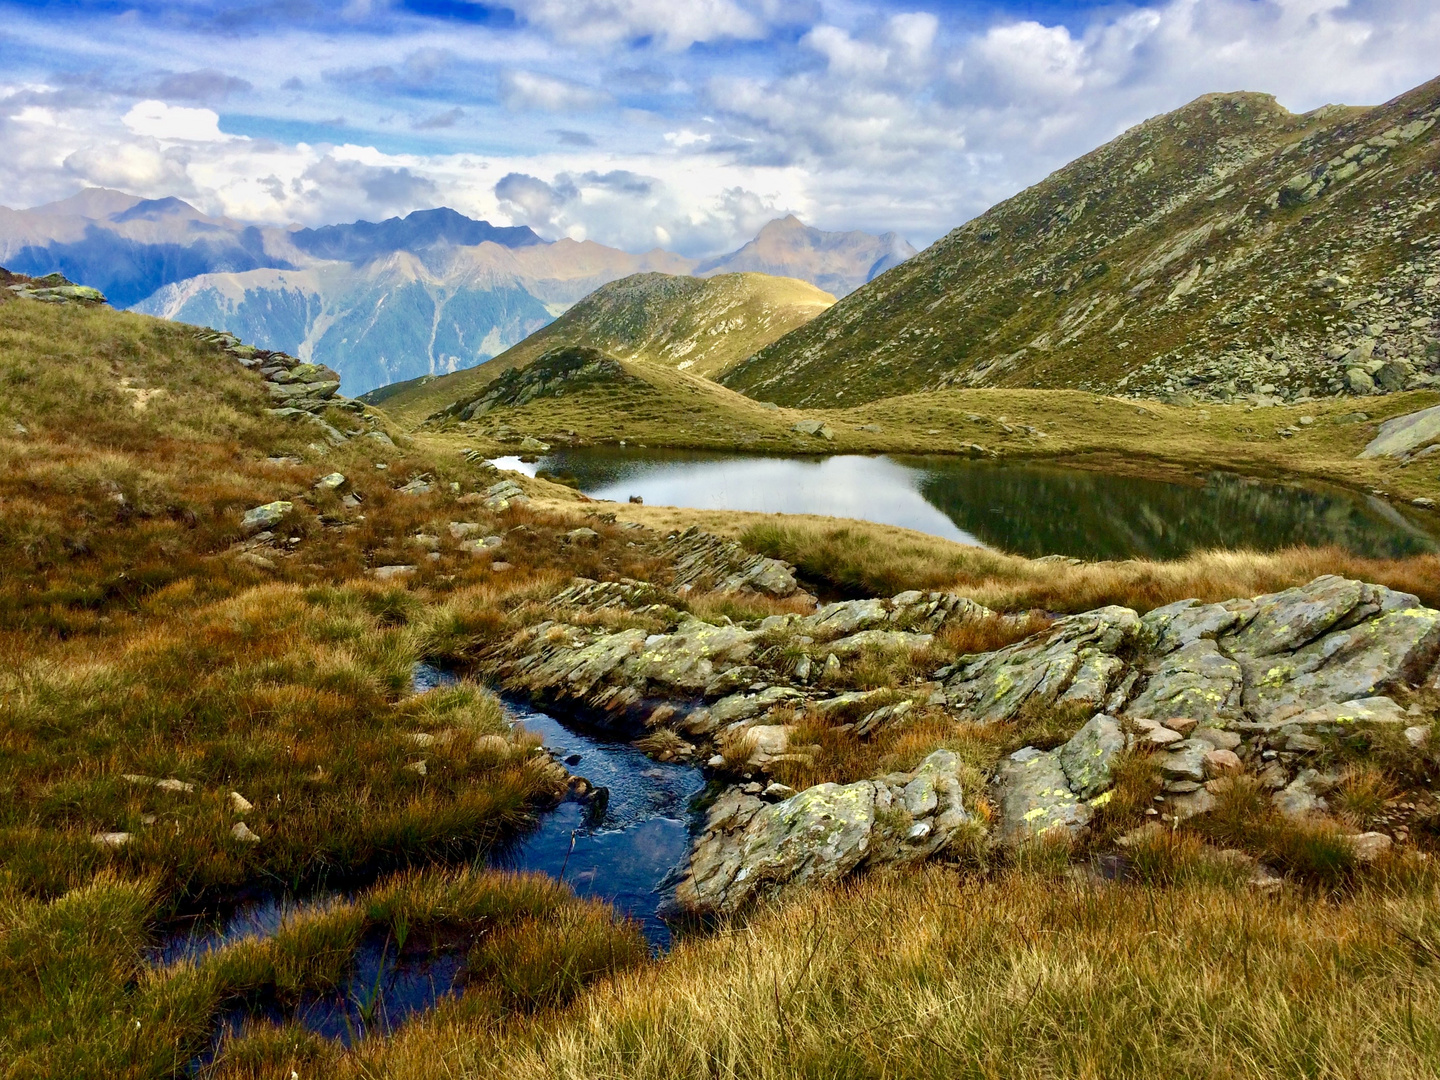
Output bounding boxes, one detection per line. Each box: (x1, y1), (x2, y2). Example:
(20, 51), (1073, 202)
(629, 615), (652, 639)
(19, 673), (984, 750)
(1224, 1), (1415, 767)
(370, 271), (833, 424)
(722, 78), (1440, 407)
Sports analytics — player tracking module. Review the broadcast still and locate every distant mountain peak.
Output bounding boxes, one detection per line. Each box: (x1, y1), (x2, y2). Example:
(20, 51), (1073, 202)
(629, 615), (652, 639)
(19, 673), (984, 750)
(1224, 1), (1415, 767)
(699, 215), (917, 296)
(290, 208), (546, 263)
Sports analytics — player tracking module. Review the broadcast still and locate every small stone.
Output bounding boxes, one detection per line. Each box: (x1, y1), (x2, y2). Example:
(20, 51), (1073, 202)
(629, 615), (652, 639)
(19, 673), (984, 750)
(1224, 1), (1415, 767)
(1166, 717), (1199, 737)
(405, 760), (428, 776)
(154, 778), (195, 794)
(1298, 416), (1315, 426)
(229, 791), (254, 814)
(1346, 368), (1375, 395)
(1404, 725), (1432, 749)
(491, 561), (513, 572)
(1192, 727), (1243, 751)
(566, 527), (600, 543)
(763, 782), (797, 799)
(407, 732), (437, 747)
(92, 831), (133, 848)
(1285, 732), (1325, 753)
(231, 821), (261, 844)
(1346, 832), (1393, 861)
(1146, 726), (1183, 747)
(1164, 780), (1202, 793)
(1203, 748), (1243, 775)
(241, 501), (292, 534)
(369, 564), (417, 580)
(236, 552), (277, 572)
(314, 472), (347, 492)
(824, 653), (841, 678)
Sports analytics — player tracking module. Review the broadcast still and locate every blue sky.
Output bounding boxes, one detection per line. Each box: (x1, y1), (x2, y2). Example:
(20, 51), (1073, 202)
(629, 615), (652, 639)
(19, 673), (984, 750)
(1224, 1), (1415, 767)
(2, 0), (1438, 255)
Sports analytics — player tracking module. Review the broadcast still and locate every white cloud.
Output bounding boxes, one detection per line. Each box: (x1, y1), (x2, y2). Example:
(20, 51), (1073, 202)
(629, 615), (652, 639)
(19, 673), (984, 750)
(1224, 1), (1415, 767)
(506, 0), (773, 50)
(1, 0), (1439, 254)
(122, 100), (229, 142)
(501, 70), (611, 111)
(971, 21), (1087, 101)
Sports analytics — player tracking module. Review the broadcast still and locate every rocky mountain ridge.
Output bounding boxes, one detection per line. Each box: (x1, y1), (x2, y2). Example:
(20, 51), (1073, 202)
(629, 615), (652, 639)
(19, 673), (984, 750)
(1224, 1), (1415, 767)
(723, 77), (1440, 410)
(1, 191), (910, 395)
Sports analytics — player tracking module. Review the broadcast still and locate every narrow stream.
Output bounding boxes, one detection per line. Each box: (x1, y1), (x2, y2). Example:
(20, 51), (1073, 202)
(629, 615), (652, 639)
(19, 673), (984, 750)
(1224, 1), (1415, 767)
(164, 664), (705, 1056)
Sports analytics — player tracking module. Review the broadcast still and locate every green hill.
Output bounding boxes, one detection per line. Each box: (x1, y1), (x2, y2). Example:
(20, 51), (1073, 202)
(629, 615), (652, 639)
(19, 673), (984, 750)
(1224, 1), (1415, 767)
(371, 271), (833, 424)
(722, 78), (1440, 408)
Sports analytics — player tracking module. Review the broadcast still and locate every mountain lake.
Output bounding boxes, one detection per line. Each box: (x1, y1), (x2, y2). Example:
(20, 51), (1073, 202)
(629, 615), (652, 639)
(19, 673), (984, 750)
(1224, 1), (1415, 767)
(494, 448), (1440, 561)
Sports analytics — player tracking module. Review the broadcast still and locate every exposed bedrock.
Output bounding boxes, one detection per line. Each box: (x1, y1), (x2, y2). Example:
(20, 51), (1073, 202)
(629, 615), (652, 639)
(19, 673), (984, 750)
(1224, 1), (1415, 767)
(486, 565), (1440, 914)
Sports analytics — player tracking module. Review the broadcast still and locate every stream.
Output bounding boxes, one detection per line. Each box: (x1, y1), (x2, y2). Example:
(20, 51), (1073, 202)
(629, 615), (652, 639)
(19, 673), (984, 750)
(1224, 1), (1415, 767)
(163, 664), (704, 1054)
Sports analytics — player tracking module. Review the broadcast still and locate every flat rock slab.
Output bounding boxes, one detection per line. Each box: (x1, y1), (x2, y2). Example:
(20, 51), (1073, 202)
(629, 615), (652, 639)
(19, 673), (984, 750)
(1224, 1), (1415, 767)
(996, 746), (1091, 844)
(1359, 404), (1440, 458)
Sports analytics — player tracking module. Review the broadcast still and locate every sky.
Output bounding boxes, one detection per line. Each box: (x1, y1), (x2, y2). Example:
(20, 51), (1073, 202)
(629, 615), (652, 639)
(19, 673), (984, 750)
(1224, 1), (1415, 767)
(1, 0), (1438, 256)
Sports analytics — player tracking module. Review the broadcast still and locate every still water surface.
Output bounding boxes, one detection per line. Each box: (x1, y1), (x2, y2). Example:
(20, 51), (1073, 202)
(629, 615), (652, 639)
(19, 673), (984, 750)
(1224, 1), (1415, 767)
(517, 448), (1438, 561)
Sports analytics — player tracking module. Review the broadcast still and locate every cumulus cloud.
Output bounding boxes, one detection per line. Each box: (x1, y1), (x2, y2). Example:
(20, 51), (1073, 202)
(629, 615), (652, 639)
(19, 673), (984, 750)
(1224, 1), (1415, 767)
(501, 70), (610, 111)
(2, 0), (1439, 253)
(122, 101), (229, 142)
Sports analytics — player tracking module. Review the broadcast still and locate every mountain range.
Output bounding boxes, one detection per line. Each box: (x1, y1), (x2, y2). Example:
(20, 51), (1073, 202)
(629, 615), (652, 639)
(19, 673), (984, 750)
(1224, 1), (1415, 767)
(721, 77), (1440, 408)
(0, 193), (913, 395)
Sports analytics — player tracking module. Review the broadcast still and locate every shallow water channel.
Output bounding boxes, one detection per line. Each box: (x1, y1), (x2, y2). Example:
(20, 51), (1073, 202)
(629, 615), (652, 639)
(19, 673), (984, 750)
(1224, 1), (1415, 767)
(497, 448), (1439, 560)
(162, 664), (704, 1053)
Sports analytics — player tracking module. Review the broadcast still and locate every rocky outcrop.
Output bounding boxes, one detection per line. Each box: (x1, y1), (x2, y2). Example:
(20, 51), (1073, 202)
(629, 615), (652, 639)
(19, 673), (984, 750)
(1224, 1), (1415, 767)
(3, 269), (107, 305)
(489, 585), (995, 732)
(943, 577), (1439, 733)
(204, 331), (343, 414)
(655, 526), (802, 598)
(674, 749), (970, 917)
(939, 606), (1142, 723)
(490, 566), (1438, 912)
(980, 575), (1440, 840)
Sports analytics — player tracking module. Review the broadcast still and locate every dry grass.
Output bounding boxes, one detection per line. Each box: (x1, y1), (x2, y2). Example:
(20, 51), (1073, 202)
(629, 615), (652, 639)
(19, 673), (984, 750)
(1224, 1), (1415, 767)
(740, 518), (1440, 612)
(339, 864), (1440, 1080)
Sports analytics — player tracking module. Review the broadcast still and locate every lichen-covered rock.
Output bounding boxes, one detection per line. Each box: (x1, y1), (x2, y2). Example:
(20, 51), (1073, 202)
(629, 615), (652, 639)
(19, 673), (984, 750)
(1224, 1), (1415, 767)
(1237, 605), (1440, 721)
(826, 628), (934, 657)
(1056, 713), (1126, 799)
(944, 606), (1141, 723)
(674, 750), (970, 916)
(995, 746), (1091, 844)
(1124, 638), (1245, 724)
(1226, 576), (1390, 657)
(657, 526), (801, 598)
(241, 500), (292, 534)
(1141, 598), (1253, 655)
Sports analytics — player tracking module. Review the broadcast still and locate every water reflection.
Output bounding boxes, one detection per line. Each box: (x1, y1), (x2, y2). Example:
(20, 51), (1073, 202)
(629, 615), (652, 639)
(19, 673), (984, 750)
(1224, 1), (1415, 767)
(539, 447), (1438, 560)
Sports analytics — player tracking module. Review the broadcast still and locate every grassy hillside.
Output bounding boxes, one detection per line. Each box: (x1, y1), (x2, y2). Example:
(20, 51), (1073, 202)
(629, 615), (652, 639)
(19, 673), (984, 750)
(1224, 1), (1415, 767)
(5, 296), (1440, 1079)
(723, 79), (1440, 408)
(0, 296), (674, 1075)
(371, 271), (832, 422)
